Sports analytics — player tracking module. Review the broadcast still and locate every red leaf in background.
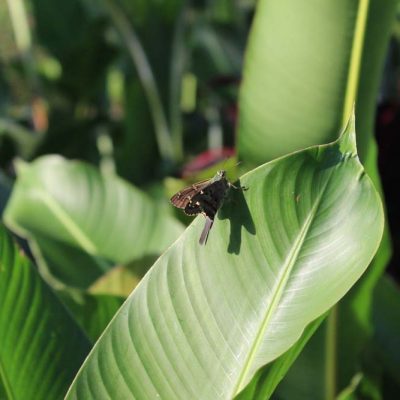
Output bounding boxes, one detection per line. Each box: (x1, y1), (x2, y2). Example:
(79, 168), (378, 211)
(181, 147), (236, 178)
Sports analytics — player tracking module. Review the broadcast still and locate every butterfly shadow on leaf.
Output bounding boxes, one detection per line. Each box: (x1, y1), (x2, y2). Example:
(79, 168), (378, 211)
(218, 179), (256, 255)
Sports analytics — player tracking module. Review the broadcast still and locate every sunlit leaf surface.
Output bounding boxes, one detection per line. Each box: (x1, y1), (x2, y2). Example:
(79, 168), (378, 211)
(66, 116), (383, 399)
(4, 156), (184, 287)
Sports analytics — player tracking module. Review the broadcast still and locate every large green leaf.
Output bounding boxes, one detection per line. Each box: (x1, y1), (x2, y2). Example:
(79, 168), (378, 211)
(238, 0), (396, 165)
(238, 0), (354, 163)
(0, 224), (91, 399)
(3, 155), (184, 288)
(275, 241), (393, 400)
(237, 0), (396, 395)
(236, 314), (326, 400)
(66, 115), (383, 399)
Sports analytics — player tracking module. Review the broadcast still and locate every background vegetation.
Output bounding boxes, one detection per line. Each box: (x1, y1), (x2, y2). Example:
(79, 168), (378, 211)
(0, 0), (399, 399)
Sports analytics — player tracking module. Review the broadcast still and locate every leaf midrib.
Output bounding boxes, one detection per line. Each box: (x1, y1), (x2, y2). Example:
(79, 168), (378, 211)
(232, 174), (331, 396)
(36, 190), (98, 255)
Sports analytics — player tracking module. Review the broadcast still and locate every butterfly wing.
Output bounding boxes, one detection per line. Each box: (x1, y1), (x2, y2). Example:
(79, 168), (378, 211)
(170, 173), (231, 245)
(170, 179), (211, 209)
(184, 200), (203, 216)
(188, 179), (230, 219)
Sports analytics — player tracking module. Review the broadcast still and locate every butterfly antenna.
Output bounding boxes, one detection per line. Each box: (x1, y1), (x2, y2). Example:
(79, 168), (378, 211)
(199, 216), (213, 245)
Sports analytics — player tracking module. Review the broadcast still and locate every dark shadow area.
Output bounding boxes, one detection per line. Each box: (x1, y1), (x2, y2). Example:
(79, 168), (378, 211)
(306, 144), (350, 172)
(218, 179), (256, 254)
(376, 101), (400, 283)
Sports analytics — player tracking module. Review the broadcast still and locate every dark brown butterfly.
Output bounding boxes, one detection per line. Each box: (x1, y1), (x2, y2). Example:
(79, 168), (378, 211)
(171, 170), (236, 245)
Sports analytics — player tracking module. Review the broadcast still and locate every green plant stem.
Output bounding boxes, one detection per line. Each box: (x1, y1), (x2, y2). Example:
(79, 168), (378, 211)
(330, 3), (369, 397)
(325, 307), (338, 400)
(6, 0), (31, 52)
(342, 0), (369, 124)
(105, 0), (175, 163)
(169, 5), (187, 162)
(6, 0), (38, 91)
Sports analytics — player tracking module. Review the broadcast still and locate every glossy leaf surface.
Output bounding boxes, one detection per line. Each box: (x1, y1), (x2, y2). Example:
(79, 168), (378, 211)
(0, 224), (90, 399)
(4, 156), (184, 287)
(66, 116), (384, 399)
(238, 0), (396, 165)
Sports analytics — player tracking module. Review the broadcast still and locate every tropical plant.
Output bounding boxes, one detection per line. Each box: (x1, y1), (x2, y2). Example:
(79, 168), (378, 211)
(0, 0), (399, 399)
